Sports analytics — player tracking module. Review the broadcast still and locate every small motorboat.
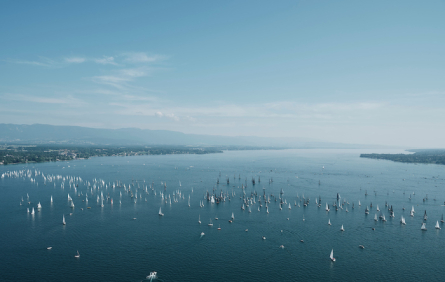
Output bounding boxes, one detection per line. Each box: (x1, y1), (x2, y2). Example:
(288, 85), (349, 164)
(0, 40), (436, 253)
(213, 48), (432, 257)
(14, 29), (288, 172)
(147, 271), (157, 281)
(359, 245), (365, 249)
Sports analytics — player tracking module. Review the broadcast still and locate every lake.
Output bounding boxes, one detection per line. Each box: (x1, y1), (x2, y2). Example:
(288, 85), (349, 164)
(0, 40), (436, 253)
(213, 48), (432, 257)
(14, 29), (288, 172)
(1, 149), (444, 281)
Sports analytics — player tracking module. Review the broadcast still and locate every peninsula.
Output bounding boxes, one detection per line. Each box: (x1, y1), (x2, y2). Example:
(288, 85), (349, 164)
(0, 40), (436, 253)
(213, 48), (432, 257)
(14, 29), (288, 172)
(360, 149), (445, 165)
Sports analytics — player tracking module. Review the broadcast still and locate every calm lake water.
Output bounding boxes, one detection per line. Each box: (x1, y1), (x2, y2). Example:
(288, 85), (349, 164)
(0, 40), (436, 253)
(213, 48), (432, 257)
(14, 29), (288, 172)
(1, 149), (444, 282)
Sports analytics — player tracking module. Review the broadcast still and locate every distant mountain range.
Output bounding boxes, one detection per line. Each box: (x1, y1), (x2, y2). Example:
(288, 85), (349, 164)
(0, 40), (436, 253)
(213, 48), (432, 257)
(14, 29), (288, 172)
(0, 123), (384, 148)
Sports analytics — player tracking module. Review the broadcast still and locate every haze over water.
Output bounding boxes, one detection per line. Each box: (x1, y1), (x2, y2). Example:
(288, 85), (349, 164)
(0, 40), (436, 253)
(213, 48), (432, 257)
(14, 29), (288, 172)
(1, 149), (444, 281)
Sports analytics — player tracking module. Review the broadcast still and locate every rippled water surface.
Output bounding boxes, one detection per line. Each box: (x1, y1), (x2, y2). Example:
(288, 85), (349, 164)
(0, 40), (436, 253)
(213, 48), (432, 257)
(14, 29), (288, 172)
(1, 149), (445, 281)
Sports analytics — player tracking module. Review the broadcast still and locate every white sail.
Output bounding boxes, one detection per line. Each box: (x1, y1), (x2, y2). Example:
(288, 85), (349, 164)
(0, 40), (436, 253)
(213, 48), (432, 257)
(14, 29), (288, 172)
(435, 221), (440, 229)
(159, 207), (163, 216)
(328, 219), (331, 225)
(63, 214), (66, 225)
(341, 224), (344, 231)
(330, 249), (334, 261)
(50, 196), (53, 203)
(358, 200), (361, 206)
(421, 223), (427, 230)
(374, 214), (378, 221)
(198, 214), (201, 224)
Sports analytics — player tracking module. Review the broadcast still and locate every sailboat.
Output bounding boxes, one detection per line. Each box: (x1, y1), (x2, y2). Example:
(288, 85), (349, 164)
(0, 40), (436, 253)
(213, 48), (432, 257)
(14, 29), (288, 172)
(374, 214), (378, 221)
(400, 216), (406, 225)
(358, 200), (361, 206)
(31, 207), (35, 215)
(340, 225), (344, 231)
(365, 206), (369, 214)
(435, 221), (441, 229)
(208, 218), (213, 226)
(328, 219), (331, 225)
(289, 203), (291, 210)
(376, 205), (380, 211)
(50, 196), (53, 203)
(37, 202), (42, 209)
(325, 203), (329, 211)
(421, 223), (427, 231)
(423, 210), (428, 221)
(303, 215), (305, 221)
(330, 249), (336, 262)
(75, 250), (80, 258)
(198, 214), (201, 224)
(158, 207), (164, 216)
(231, 212), (235, 220)
(63, 214), (66, 225)
(267, 207), (269, 214)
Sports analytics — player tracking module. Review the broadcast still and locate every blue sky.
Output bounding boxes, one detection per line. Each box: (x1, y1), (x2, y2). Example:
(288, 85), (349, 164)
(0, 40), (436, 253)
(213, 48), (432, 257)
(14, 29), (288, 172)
(1, 0), (444, 147)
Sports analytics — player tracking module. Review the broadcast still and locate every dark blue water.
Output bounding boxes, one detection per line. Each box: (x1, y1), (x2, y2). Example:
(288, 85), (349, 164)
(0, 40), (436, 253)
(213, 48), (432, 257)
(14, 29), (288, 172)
(1, 149), (444, 281)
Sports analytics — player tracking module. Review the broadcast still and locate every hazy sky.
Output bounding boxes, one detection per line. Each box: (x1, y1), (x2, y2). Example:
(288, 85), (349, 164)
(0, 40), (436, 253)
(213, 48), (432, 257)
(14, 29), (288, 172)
(1, 1), (444, 147)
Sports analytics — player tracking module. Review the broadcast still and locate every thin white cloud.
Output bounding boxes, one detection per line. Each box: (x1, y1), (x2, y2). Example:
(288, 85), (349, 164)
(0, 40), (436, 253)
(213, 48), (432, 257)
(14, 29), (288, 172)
(8, 57), (59, 67)
(2, 93), (85, 105)
(64, 57), (86, 63)
(91, 75), (131, 89)
(119, 67), (149, 78)
(94, 56), (118, 65)
(123, 52), (166, 63)
(154, 111), (179, 121)
(107, 101), (390, 127)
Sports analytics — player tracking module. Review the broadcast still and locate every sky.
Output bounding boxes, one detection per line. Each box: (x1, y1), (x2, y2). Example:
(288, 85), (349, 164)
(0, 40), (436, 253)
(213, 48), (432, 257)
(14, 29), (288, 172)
(1, 0), (444, 148)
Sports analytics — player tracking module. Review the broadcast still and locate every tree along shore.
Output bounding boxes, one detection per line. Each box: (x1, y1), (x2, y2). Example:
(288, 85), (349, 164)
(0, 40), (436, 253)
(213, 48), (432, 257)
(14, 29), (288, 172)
(360, 149), (445, 165)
